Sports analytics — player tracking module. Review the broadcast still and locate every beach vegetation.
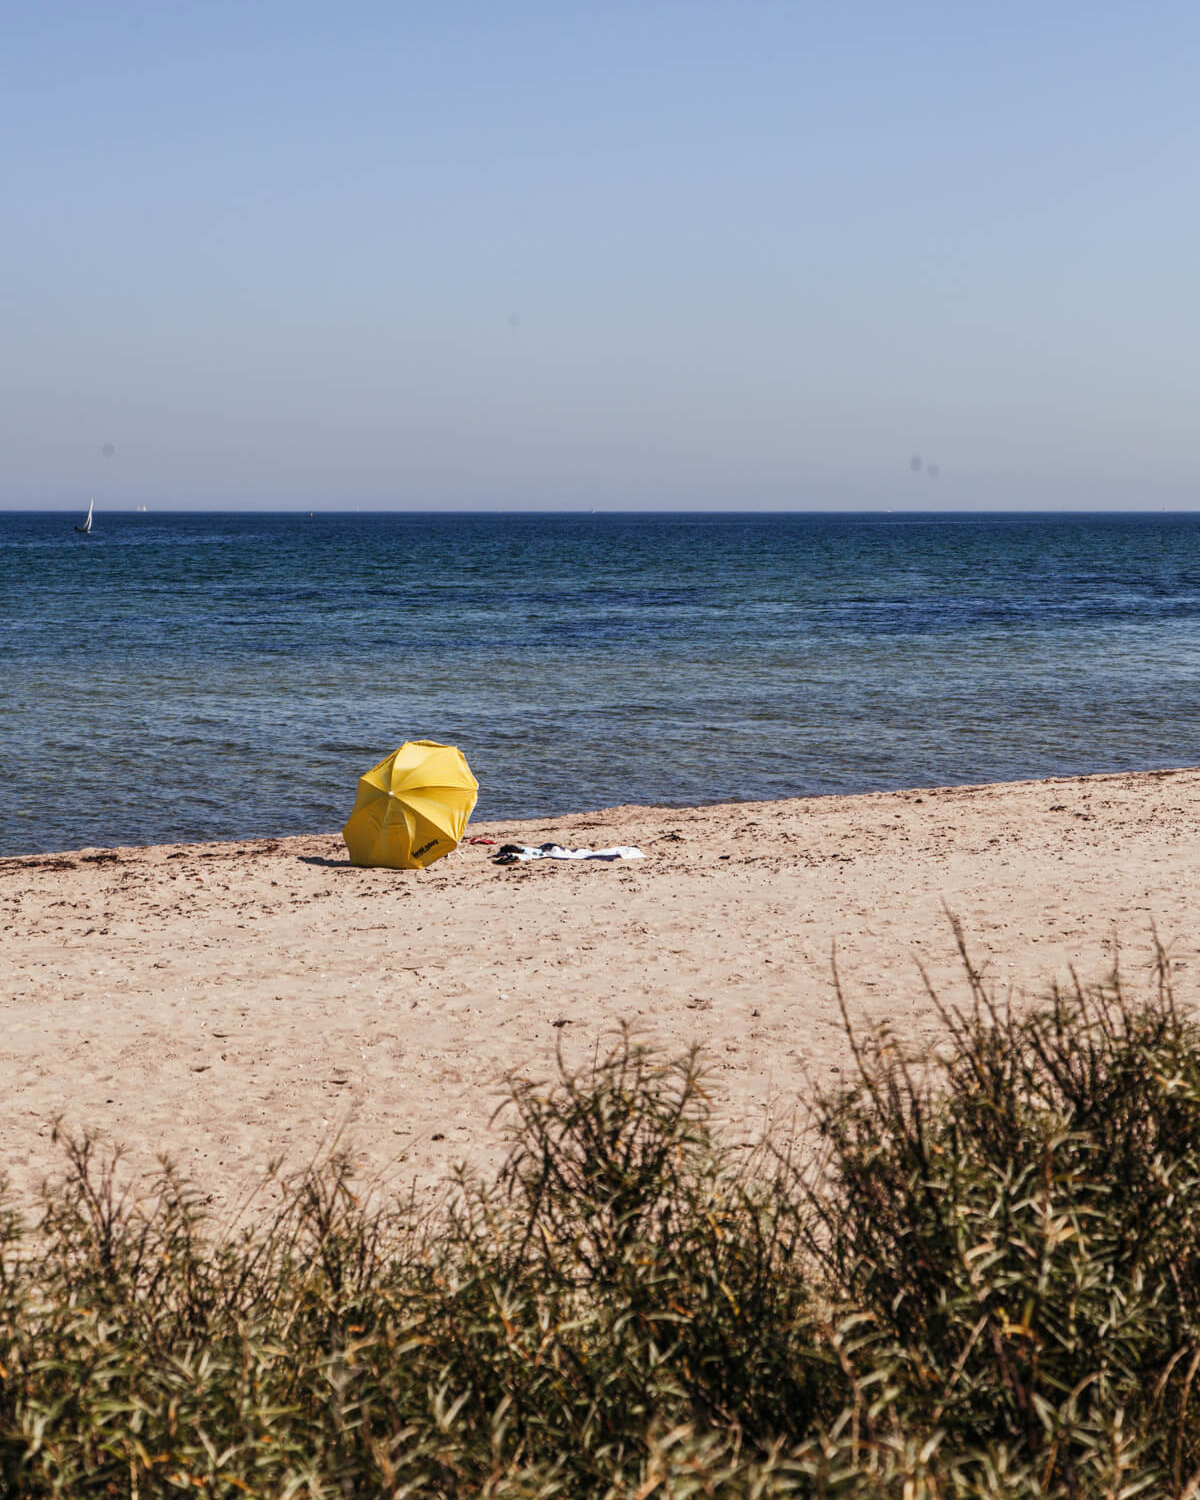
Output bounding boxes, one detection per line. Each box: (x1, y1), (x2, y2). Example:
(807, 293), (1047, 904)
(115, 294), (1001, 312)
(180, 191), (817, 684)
(3, 946), (1200, 1496)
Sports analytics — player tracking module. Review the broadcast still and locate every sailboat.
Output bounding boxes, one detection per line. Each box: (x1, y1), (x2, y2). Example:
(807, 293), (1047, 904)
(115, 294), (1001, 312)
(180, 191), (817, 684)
(74, 498), (94, 535)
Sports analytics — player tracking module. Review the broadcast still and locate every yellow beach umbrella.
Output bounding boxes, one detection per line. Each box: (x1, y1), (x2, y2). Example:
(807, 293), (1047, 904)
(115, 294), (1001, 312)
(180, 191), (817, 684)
(342, 740), (478, 869)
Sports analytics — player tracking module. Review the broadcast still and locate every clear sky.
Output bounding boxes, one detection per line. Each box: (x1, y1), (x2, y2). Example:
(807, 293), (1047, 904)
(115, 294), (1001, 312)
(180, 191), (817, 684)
(4, 1), (1199, 511)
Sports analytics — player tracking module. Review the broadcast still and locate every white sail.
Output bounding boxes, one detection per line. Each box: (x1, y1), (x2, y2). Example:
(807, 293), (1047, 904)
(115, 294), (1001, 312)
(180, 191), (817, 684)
(75, 498), (94, 534)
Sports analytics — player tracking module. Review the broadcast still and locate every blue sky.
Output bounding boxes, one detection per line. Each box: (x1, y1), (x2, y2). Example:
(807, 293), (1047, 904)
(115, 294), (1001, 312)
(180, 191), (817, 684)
(4, 2), (1198, 510)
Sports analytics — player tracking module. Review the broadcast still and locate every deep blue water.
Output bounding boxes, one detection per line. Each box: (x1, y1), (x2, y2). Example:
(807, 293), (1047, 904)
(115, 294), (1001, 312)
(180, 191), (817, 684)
(3, 510), (1199, 856)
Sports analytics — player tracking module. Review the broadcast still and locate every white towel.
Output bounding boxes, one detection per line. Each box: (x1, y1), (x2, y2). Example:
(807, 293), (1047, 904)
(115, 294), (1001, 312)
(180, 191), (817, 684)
(498, 842), (644, 863)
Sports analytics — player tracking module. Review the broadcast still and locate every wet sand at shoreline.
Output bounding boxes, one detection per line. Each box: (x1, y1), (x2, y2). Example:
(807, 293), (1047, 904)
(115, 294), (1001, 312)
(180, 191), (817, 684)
(3, 766), (1198, 1215)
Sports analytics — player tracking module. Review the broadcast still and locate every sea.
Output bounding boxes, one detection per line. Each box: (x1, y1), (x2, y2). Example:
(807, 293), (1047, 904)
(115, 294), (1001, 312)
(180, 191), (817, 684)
(3, 509), (1199, 858)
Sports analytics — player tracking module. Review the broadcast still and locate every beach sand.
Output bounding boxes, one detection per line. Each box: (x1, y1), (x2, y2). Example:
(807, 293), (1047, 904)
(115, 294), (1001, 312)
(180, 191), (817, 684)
(3, 766), (1198, 1215)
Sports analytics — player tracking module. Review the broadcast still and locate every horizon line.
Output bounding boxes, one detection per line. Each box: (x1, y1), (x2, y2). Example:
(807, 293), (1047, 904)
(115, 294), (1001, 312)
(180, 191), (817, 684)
(5, 505), (1200, 518)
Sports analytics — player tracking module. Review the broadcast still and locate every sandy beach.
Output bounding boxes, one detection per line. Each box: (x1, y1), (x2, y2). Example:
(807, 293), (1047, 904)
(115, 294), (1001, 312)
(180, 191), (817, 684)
(3, 766), (1198, 1215)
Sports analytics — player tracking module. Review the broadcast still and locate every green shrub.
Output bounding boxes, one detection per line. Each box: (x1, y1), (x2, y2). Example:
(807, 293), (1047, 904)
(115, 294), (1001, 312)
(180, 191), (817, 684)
(3, 951), (1200, 1496)
(807, 932), (1200, 1495)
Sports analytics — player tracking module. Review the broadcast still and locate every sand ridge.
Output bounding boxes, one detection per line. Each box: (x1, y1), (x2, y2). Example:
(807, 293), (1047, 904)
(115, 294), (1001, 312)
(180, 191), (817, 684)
(2, 766), (1198, 1213)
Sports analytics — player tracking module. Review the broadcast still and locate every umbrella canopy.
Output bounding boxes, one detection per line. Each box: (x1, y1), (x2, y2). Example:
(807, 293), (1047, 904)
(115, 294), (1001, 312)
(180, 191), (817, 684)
(342, 740), (478, 869)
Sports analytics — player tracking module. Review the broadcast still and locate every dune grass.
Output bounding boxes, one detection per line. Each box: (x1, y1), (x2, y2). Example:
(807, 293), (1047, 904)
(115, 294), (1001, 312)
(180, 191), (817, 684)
(4, 945), (1200, 1496)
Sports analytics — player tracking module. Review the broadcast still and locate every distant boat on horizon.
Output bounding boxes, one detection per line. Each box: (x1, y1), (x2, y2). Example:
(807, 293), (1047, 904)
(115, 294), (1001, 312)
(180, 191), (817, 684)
(74, 499), (94, 535)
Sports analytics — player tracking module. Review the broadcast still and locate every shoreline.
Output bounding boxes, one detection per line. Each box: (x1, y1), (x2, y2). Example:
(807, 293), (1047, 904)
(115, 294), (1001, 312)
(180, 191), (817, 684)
(5, 759), (1198, 866)
(4, 765), (1199, 1213)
